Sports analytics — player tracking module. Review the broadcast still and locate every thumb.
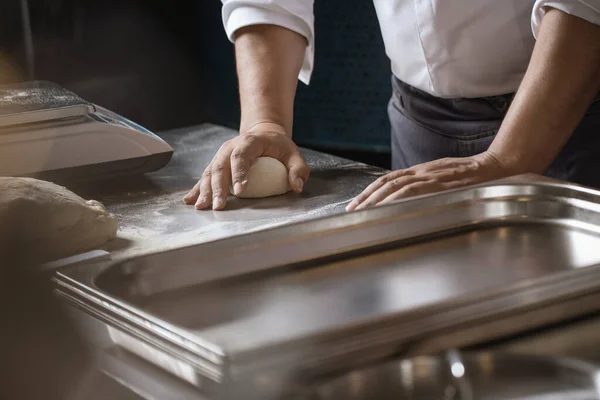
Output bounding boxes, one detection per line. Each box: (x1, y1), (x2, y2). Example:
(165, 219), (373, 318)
(285, 152), (310, 192)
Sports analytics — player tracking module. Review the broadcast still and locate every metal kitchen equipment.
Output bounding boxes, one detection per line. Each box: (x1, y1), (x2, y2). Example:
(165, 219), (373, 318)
(0, 81), (173, 180)
(298, 350), (600, 400)
(55, 175), (600, 397)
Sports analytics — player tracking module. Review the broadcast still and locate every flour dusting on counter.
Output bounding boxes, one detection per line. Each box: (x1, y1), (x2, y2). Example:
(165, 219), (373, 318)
(70, 124), (386, 260)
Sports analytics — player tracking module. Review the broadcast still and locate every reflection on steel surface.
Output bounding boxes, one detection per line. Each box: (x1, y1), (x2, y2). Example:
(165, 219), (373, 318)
(301, 351), (600, 400)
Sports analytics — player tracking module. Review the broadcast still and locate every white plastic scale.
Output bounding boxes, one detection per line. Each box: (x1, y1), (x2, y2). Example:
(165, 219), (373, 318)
(0, 81), (173, 181)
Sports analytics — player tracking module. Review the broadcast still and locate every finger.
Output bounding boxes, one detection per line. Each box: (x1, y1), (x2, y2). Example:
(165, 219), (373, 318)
(211, 159), (232, 211)
(230, 138), (263, 196)
(355, 175), (428, 210)
(346, 171), (407, 211)
(379, 180), (442, 205)
(284, 152), (310, 192)
(379, 179), (466, 205)
(432, 169), (481, 186)
(195, 173), (213, 209)
(345, 176), (388, 211)
(183, 181), (200, 204)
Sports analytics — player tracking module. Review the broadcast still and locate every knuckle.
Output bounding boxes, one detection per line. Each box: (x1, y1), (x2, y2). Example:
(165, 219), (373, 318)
(231, 150), (245, 161)
(384, 180), (401, 189)
(232, 165), (246, 176)
(378, 175), (392, 184)
(445, 168), (460, 178)
(217, 142), (230, 153)
(232, 170), (246, 180)
(211, 163), (227, 174)
(242, 134), (259, 146)
(458, 165), (471, 174)
(200, 174), (212, 186)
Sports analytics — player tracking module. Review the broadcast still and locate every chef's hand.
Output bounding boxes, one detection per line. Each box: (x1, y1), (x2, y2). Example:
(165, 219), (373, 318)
(346, 151), (512, 211)
(183, 123), (310, 210)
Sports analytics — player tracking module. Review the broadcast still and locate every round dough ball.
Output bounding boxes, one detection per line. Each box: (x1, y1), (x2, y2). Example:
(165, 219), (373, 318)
(0, 177), (118, 262)
(232, 157), (291, 199)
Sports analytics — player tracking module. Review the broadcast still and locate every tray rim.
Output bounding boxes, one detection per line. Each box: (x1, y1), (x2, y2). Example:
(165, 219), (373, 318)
(56, 262), (600, 384)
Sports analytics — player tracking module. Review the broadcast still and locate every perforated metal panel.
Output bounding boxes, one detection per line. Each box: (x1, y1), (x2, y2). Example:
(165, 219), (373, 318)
(294, 0), (391, 152)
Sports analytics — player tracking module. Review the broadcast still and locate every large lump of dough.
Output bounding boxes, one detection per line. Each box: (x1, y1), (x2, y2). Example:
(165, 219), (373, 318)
(0, 177), (118, 262)
(232, 157), (291, 199)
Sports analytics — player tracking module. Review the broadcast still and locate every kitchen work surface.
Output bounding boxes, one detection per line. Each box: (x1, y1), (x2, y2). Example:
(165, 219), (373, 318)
(57, 175), (600, 398)
(67, 124), (385, 260)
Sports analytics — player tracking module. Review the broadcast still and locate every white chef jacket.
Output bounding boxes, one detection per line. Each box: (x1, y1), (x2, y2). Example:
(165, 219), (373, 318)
(221, 0), (600, 99)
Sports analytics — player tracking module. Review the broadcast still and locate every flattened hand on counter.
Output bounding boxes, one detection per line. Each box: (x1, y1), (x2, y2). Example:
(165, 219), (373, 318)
(0, 177), (118, 262)
(346, 154), (509, 211)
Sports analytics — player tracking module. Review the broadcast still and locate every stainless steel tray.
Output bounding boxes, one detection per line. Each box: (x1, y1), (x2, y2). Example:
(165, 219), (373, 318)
(298, 350), (600, 400)
(55, 175), (600, 395)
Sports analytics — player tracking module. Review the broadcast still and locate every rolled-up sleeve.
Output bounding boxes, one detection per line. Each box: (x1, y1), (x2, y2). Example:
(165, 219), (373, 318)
(221, 0), (315, 84)
(532, 0), (600, 37)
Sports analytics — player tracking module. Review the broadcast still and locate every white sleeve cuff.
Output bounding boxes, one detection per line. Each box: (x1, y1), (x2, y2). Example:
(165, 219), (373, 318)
(532, 0), (600, 38)
(222, 3), (315, 84)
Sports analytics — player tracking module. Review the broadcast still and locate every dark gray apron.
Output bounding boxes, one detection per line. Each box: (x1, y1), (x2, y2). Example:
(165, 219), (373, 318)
(389, 76), (600, 187)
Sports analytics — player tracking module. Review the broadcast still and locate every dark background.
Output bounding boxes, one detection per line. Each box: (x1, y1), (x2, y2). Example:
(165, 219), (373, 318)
(0, 0), (392, 168)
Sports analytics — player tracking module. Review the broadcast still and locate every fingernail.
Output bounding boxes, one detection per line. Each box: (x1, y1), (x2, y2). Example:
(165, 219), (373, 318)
(212, 197), (223, 210)
(294, 178), (304, 192)
(194, 196), (208, 209)
(233, 182), (244, 196)
(346, 200), (357, 211)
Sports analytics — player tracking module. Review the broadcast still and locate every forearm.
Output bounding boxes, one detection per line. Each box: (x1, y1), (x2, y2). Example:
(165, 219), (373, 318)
(488, 8), (600, 174)
(234, 24), (307, 136)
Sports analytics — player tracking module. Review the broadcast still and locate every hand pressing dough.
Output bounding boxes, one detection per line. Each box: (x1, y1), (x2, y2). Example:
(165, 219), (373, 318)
(231, 157), (291, 198)
(0, 177), (118, 262)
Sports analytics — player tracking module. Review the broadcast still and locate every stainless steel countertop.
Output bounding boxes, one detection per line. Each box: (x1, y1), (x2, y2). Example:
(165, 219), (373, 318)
(68, 123), (385, 260)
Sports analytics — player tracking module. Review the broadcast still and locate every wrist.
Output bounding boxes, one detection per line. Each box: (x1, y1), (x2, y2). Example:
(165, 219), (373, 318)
(473, 150), (523, 179)
(486, 130), (553, 176)
(241, 120), (290, 136)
